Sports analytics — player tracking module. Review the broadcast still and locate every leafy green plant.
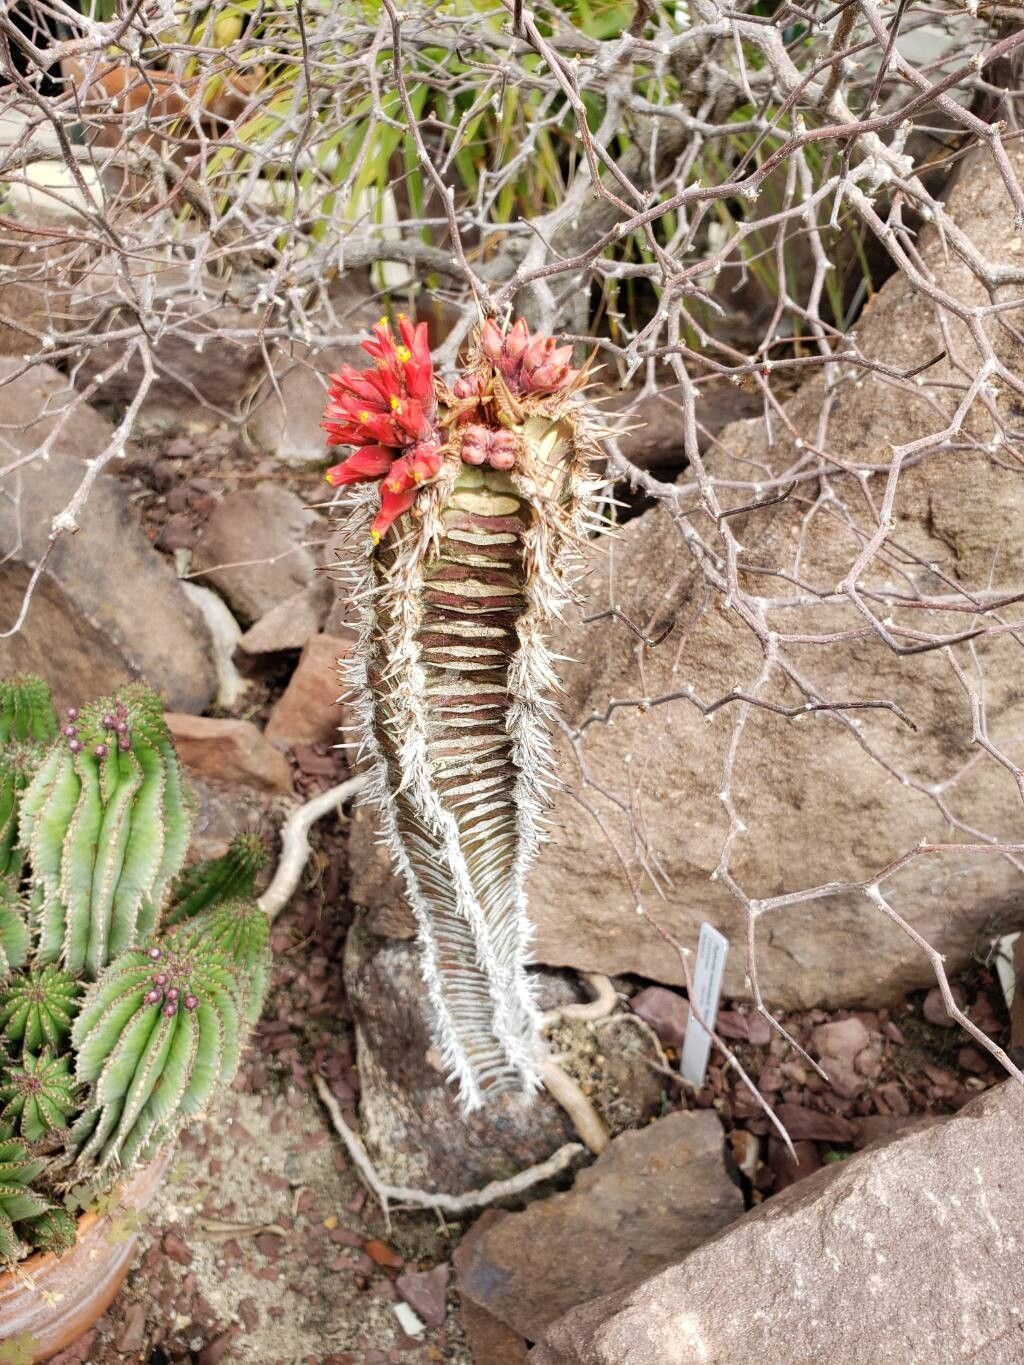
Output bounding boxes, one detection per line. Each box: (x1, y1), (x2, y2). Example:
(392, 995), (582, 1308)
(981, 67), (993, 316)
(0, 674), (271, 1264)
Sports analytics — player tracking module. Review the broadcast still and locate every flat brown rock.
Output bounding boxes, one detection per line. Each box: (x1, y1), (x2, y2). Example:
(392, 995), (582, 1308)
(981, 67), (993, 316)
(532, 1082), (1024, 1365)
(265, 634), (349, 749)
(191, 484), (320, 626)
(166, 713), (292, 794)
(456, 1109), (742, 1344)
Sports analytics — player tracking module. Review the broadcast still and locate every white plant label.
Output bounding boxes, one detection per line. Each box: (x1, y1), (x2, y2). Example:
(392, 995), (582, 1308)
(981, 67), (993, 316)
(680, 922), (730, 1087)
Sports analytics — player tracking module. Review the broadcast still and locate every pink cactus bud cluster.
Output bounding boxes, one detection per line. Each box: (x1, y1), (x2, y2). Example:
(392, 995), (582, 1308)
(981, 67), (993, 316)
(142, 946), (199, 1016)
(461, 424), (516, 470)
(62, 698), (135, 758)
(481, 318), (578, 395)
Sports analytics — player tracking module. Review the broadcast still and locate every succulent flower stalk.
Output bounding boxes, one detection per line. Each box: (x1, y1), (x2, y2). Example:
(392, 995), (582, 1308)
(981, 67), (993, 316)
(326, 316), (604, 1111)
(18, 685), (193, 979)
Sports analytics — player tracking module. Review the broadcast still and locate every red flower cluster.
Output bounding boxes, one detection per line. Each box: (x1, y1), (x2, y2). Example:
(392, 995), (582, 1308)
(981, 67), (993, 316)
(323, 317), (439, 542)
(481, 318), (577, 395)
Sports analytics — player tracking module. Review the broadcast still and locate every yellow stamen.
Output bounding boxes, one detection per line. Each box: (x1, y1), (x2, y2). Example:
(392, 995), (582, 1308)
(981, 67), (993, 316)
(377, 316), (389, 329)
(396, 346), (411, 363)
(370, 528), (381, 544)
(390, 397), (402, 411)
(358, 410), (371, 423)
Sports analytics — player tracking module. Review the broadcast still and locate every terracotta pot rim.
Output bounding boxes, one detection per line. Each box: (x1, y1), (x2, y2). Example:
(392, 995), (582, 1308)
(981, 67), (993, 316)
(0, 1149), (171, 1287)
(0, 1206), (103, 1285)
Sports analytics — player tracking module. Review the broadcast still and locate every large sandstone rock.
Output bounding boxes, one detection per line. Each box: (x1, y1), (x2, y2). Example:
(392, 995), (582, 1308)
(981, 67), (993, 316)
(244, 274), (376, 465)
(532, 1082), (1024, 1365)
(456, 1110), (742, 1346)
(245, 338), (366, 467)
(349, 148), (1024, 1010)
(71, 257), (263, 419)
(0, 362), (216, 712)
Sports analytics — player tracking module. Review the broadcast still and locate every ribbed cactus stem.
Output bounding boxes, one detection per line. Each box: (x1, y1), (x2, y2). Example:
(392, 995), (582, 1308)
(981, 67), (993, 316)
(165, 832), (267, 927)
(19, 685), (194, 979)
(70, 927), (246, 1173)
(0, 1137), (51, 1261)
(22, 1205), (77, 1255)
(0, 1048), (79, 1140)
(0, 879), (29, 980)
(0, 675), (59, 746)
(0, 964), (81, 1053)
(191, 896), (270, 1024)
(340, 401), (603, 1111)
(0, 742), (44, 882)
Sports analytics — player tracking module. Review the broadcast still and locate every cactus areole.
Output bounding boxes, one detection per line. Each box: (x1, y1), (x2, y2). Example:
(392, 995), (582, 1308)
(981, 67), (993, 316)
(325, 316), (604, 1112)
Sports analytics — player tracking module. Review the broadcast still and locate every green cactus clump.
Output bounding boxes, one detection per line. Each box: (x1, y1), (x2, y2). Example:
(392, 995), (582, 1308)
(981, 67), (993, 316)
(0, 1135), (52, 1260)
(0, 964), (81, 1053)
(165, 832), (267, 928)
(21, 1204), (77, 1255)
(70, 926), (247, 1173)
(0, 740), (45, 882)
(192, 897), (271, 1025)
(0, 1050), (79, 1141)
(0, 879), (30, 979)
(19, 684), (194, 979)
(0, 674), (59, 746)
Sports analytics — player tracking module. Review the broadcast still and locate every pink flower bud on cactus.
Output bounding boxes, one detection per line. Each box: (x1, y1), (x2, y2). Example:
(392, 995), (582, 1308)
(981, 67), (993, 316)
(481, 320), (579, 396)
(461, 425), (517, 471)
(481, 318), (504, 363)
